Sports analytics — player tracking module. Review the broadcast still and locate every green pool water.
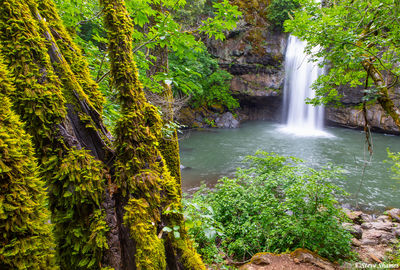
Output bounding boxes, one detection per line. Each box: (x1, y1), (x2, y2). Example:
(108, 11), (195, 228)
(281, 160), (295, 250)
(179, 121), (400, 211)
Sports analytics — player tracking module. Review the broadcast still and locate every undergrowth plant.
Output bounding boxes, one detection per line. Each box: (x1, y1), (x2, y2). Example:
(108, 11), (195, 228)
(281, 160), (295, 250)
(184, 151), (353, 263)
(385, 149), (400, 181)
(384, 149), (400, 265)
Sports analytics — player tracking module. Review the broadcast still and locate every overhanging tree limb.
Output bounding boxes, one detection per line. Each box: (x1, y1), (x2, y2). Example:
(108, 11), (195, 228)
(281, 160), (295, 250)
(358, 21), (400, 129)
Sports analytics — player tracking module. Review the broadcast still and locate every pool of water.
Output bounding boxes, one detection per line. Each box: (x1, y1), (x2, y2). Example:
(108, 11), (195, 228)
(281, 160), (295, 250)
(179, 121), (400, 211)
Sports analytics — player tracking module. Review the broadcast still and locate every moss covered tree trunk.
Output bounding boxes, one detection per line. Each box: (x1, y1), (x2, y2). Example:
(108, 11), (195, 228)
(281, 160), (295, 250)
(0, 0), (117, 269)
(361, 59), (400, 128)
(101, 0), (205, 269)
(0, 55), (57, 270)
(358, 26), (400, 130)
(0, 0), (204, 269)
(149, 48), (182, 185)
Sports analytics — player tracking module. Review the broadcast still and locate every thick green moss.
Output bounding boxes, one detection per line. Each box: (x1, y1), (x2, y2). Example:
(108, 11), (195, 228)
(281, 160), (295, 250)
(0, 0), (66, 152)
(170, 237), (205, 269)
(37, 0), (106, 113)
(157, 84), (182, 186)
(0, 1), (109, 269)
(34, 0), (112, 153)
(124, 198), (166, 270)
(159, 130), (181, 187)
(0, 57), (57, 270)
(47, 149), (108, 270)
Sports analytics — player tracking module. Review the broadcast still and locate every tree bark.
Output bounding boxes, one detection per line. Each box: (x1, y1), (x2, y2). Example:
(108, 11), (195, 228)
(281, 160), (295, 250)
(361, 59), (400, 128)
(358, 24), (400, 129)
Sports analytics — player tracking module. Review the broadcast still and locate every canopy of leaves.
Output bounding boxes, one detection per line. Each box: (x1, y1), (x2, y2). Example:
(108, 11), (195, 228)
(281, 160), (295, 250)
(173, 0), (218, 28)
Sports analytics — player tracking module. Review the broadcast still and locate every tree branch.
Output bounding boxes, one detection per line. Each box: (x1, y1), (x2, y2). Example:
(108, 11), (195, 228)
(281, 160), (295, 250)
(75, 9), (103, 28)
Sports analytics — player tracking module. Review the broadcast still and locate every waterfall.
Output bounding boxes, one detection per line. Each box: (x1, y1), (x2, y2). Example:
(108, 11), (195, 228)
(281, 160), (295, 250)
(281, 35), (329, 137)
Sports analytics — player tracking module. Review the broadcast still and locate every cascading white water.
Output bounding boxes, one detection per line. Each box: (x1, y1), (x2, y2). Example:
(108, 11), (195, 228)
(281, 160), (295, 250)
(281, 35), (328, 137)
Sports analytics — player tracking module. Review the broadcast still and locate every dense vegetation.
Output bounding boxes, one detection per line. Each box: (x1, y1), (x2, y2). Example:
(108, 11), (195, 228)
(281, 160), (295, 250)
(0, 0), (219, 268)
(169, 48), (238, 110)
(0, 56), (57, 270)
(267, 0), (300, 30)
(184, 152), (353, 264)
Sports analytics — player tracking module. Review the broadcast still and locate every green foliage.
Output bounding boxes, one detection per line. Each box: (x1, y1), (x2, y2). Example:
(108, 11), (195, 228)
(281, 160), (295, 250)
(53, 0), (101, 30)
(184, 152), (353, 262)
(127, 0), (240, 100)
(203, 118), (216, 127)
(198, 0), (242, 41)
(267, 0), (300, 31)
(162, 120), (185, 139)
(183, 190), (225, 265)
(284, 0), (400, 106)
(0, 59), (56, 269)
(173, 0), (216, 27)
(385, 149), (400, 180)
(169, 48), (239, 110)
(388, 242), (400, 265)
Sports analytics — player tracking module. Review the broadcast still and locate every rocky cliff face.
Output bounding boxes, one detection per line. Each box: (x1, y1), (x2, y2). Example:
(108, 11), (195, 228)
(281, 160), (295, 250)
(205, 21), (287, 122)
(325, 86), (400, 134)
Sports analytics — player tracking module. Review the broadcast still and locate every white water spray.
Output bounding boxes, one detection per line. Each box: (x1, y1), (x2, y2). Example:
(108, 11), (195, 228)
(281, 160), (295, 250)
(280, 35), (330, 137)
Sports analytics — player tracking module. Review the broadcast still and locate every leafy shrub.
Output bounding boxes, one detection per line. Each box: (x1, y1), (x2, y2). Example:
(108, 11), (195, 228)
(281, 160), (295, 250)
(385, 241), (400, 265)
(385, 149), (400, 180)
(267, 0), (300, 31)
(384, 149), (400, 264)
(184, 151), (353, 262)
(169, 47), (239, 110)
(183, 193), (224, 265)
